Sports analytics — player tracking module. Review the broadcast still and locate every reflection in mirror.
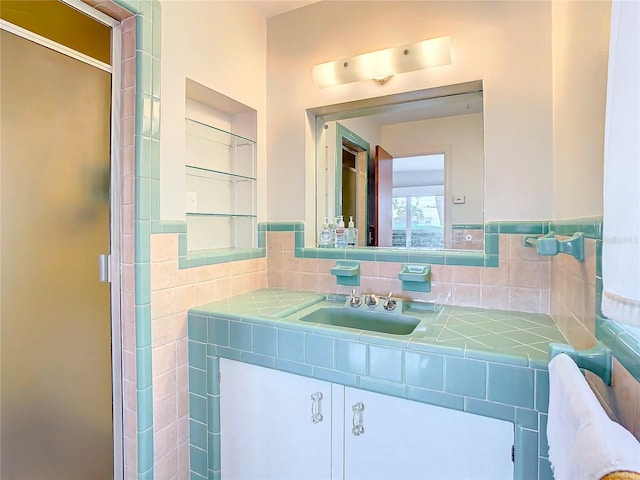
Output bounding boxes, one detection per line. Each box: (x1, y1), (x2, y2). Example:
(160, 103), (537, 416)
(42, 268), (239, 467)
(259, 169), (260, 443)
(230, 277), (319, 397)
(314, 81), (485, 250)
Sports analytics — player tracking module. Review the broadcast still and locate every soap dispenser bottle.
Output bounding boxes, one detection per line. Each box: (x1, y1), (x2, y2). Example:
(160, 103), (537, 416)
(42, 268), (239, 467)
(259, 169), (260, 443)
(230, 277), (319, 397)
(318, 217), (332, 247)
(347, 216), (358, 247)
(334, 216), (346, 248)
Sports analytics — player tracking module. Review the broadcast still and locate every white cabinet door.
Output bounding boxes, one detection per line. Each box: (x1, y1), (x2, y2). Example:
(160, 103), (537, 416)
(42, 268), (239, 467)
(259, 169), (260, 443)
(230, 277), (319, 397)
(220, 359), (333, 480)
(343, 387), (514, 480)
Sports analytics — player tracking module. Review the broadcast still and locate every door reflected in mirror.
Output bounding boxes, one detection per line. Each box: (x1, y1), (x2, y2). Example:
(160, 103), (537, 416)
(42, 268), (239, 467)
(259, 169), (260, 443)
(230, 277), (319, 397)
(314, 81), (485, 251)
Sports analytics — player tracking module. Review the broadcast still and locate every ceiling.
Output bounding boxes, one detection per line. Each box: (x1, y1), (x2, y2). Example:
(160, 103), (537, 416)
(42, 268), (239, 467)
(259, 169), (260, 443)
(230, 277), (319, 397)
(244, 0), (319, 18)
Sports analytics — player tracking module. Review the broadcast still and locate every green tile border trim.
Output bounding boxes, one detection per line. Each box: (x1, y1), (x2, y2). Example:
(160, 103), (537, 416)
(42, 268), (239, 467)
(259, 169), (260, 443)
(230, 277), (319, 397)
(452, 223), (484, 230)
(113, 0), (162, 478)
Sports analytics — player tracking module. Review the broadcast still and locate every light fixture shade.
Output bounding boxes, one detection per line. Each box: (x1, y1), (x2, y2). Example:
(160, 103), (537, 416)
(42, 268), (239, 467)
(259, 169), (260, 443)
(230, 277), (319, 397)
(312, 36), (452, 88)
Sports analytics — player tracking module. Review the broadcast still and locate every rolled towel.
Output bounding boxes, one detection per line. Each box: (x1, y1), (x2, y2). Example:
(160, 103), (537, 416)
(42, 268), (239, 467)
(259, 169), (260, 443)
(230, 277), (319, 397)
(547, 354), (640, 480)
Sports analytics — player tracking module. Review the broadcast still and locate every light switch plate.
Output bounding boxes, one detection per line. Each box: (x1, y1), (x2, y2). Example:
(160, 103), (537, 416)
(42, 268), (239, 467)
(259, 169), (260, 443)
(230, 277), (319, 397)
(453, 195), (466, 204)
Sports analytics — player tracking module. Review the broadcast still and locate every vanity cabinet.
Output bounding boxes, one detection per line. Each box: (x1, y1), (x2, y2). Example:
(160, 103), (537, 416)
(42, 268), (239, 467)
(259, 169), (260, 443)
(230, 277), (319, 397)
(220, 358), (333, 480)
(219, 359), (514, 480)
(343, 387), (514, 479)
(185, 118), (256, 251)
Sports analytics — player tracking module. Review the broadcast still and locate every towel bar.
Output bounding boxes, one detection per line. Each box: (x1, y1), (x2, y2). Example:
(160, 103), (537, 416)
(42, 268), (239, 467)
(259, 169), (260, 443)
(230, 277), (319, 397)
(549, 341), (613, 385)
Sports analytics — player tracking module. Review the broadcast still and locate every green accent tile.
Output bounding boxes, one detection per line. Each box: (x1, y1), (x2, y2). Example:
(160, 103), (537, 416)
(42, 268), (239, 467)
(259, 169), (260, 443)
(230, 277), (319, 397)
(484, 254), (499, 267)
(258, 230), (266, 248)
(188, 341), (207, 370)
(276, 358), (314, 377)
(150, 220), (163, 233)
(137, 427), (154, 473)
(314, 367), (358, 387)
(135, 16), (153, 61)
(535, 369), (550, 414)
(278, 328), (305, 362)
(499, 221), (546, 235)
(465, 398), (515, 423)
(135, 95), (152, 139)
(190, 472), (207, 480)
(135, 177), (152, 219)
(375, 250), (409, 263)
(317, 248), (345, 259)
(407, 338), (465, 357)
(188, 314), (207, 342)
(305, 334), (335, 368)
(344, 248), (377, 261)
(189, 367), (207, 396)
(215, 346), (242, 361)
(207, 356), (220, 396)
(208, 393), (220, 434)
(407, 386), (464, 411)
(488, 363), (534, 408)
(150, 178), (160, 220)
(515, 426), (539, 480)
(294, 231), (305, 247)
(139, 468), (153, 480)
(190, 419), (207, 450)
(300, 248), (319, 258)
(335, 340), (368, 375)
(444, 357), (486, 398)
(189, 393), (207, 424)
(210, 432), (221, 470)
(135, 220), (151, 261)
(239, 352), (276, 369)
(516, 408), (539, 429)
(137, 386), (153, 430)
(293, 222), (305, 231)
(135, 136), (151, 178)
(135, 304), (151, 347)
(405, 351), (443, 390)
(539, 458), (554, 480)
(485, 222), (499, 233)
(229, 321), (252, 351)
(369, 345), (403, 382)
(408, 252), (445, 265)
(452, 224), (483, 230)
(114, 0), (141, 14)
(358, 377), (406, 397)
(444, 252), (484, 266)
(464, 349), (529, 367)
(252, 325), (277, 356)
(136, 345), (152, 389)
(151, 97), (161, 140)
(152, 2), (162, 59)
(539, 413), (549, 457)
(267, 222), (297, 231)
(190, 445), (207, 477)
(138, 0), (153, 19)
(614, 332), (640, 382)
(484, 233), (499, 255)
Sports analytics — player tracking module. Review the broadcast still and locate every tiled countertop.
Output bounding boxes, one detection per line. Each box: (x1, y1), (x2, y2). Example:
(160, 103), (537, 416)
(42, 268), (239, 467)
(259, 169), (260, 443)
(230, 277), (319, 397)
(188, 287), (565, 480)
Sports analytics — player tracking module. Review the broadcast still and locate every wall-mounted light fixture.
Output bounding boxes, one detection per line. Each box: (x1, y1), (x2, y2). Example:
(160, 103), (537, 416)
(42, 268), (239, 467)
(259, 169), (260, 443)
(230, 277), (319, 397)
(312, 36), (452, 88)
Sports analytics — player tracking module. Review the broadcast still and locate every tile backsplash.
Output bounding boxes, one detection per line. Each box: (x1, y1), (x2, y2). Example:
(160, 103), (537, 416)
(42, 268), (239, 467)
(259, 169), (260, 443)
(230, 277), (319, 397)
(268, 230), (551, 315)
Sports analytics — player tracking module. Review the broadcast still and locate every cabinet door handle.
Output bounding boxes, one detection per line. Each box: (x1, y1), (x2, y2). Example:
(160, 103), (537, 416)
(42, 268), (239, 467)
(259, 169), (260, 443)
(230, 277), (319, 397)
(311, 392), (323, 423)
(352, 402), (365, 436)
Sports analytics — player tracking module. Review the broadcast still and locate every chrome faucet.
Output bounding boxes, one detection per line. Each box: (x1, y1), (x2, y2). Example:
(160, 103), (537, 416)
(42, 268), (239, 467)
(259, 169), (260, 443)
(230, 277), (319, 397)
(349, 288), (362, 308)
(383, 292), (397, 311)
(364, 293), (379, 308)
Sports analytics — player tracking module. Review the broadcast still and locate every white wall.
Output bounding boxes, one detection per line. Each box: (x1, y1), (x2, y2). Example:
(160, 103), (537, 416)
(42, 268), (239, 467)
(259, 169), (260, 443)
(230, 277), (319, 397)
(160, 0), (267, 221)
(266, 1), (553, 225)
(552, 0), (610, 219)
(382, 113), (484, 225)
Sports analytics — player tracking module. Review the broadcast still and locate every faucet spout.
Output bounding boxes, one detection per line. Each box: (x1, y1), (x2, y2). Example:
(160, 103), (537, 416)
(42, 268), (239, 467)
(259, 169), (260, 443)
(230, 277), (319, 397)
(349, 288), (362, 308)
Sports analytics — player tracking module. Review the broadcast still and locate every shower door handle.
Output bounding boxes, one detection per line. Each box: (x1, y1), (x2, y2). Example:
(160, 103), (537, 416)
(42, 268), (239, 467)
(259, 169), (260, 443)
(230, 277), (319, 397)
(98, 254), (111, 283)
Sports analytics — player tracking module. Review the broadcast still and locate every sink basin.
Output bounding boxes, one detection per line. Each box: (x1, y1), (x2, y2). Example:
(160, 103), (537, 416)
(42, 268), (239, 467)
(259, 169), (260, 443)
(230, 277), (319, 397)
(299, 306), (421, 335)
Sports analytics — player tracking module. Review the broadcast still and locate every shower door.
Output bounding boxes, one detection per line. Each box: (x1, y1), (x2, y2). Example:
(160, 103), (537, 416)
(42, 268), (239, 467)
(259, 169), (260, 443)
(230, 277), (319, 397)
(0, 25), (114, 479)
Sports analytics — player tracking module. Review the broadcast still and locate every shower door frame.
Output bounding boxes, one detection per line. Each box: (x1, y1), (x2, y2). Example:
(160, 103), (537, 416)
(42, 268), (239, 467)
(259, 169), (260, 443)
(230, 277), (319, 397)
(0, 3), (125, 477)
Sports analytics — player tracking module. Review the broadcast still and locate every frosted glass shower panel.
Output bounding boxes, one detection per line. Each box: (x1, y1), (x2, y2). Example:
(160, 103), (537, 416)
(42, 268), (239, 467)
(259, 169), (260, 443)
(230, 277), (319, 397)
(185, 118), (257, 251)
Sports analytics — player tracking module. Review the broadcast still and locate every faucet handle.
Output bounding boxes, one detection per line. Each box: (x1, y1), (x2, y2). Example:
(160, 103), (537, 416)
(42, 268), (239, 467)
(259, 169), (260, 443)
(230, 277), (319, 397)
(349, 288), (362, 308)
(365, 293), (379, 308)
(383, 292), (397, 311)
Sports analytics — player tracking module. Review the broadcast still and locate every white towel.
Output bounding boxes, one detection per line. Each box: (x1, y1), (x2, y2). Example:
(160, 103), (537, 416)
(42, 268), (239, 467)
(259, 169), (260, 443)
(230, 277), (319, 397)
(547, 354), (640, 480)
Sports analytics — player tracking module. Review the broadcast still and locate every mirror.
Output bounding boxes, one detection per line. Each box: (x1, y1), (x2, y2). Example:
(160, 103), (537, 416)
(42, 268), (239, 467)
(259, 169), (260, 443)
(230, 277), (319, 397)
(314, 81), (485, 250)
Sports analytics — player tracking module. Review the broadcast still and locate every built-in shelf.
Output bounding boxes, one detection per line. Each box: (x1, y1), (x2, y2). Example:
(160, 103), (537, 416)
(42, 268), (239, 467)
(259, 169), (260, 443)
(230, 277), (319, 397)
(185, 115), (256, 252)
